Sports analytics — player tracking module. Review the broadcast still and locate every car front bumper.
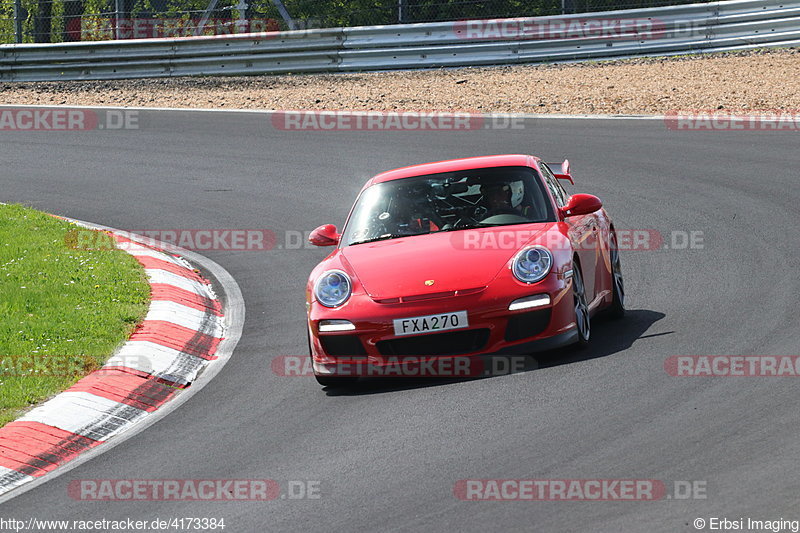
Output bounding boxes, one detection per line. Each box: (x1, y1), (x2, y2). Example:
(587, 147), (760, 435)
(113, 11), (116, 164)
(308, 273), (578, 377)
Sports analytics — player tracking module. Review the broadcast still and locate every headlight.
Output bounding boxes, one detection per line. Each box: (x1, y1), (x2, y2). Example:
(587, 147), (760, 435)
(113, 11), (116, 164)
(512, 246), (553, 284)
(314, 270), (352, 307)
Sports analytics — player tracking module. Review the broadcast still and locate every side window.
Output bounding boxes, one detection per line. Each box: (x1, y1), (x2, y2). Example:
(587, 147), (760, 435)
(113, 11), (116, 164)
(552, 171), (570, 204)
(540, 163), (567, 207)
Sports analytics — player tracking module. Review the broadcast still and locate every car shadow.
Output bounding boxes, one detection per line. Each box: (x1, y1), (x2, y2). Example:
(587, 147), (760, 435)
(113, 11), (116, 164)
(323, 309), (668, 396)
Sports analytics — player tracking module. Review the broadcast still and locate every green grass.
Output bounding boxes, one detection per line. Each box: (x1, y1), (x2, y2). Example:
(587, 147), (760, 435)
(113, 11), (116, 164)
(0, 204), (150, 427)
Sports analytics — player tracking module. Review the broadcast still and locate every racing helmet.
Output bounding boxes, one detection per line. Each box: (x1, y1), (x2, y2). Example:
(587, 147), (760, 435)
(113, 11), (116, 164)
(509, 180), (525, 208)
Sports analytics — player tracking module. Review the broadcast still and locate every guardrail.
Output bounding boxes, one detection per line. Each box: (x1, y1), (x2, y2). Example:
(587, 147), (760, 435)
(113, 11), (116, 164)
(1, 0), (798, 81)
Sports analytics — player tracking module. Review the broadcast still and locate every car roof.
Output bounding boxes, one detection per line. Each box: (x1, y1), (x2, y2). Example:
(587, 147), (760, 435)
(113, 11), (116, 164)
(367, 154), (540, 186)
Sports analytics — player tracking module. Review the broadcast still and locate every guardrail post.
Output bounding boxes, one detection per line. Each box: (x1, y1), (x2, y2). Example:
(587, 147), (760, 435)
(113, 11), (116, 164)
(398, 0), (407, 23)
(115, 0), (123, 39)
(13, 0), (24, 43)
(235, 0), (248, 32)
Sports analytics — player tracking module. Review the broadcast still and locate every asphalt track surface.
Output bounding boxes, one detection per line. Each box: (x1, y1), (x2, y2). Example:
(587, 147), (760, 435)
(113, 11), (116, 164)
(1, 109), (799, 532)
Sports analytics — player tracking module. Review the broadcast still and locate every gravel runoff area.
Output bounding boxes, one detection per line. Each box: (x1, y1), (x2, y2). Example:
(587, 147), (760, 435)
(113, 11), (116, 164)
(0, 48), (799, 114)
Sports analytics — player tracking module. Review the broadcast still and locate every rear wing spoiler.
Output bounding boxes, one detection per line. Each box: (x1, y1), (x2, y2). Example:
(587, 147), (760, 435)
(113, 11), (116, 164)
(545, 160), (573, 184)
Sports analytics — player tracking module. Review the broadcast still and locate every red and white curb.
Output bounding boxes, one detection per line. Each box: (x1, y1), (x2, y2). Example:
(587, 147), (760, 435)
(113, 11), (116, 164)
(0, 221), (243, 498)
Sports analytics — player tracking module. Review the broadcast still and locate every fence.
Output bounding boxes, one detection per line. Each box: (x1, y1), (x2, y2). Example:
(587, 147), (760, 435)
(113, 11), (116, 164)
(1, 0), (719, 44)
(0, 0), (798, 81)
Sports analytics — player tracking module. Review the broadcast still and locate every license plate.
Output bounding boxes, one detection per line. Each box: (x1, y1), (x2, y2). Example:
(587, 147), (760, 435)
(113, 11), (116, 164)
(393, 311), (469, 337)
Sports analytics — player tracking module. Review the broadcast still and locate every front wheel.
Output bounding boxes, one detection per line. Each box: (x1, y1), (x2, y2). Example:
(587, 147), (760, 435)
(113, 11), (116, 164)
(607, 233), (625, 319)
(572, 264), (591, 347)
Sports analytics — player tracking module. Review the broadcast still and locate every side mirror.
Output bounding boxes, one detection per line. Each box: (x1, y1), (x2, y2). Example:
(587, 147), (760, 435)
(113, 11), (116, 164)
(309, 224), (340, 246)
(561, 194), (603, 218)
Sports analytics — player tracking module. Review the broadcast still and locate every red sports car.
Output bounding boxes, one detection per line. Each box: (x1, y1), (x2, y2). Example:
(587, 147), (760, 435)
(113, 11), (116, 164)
(306, 155), (624, 387)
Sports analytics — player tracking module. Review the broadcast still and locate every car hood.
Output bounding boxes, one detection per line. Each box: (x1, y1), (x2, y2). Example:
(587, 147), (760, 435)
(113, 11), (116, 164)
(340, 224), (553, 299)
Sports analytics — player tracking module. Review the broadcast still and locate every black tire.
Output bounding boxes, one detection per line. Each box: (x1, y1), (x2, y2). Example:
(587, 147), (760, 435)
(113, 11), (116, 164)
(608, 232), (626, 319)
(572, 263), (591, 347)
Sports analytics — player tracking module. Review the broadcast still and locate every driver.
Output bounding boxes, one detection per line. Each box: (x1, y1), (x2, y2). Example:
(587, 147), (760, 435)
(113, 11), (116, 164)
(481, 182), (520, 216)
(480, 181), (536, 219)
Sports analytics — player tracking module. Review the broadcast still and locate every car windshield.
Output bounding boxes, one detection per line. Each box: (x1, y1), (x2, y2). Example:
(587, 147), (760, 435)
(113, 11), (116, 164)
(341, 166), (555, 246)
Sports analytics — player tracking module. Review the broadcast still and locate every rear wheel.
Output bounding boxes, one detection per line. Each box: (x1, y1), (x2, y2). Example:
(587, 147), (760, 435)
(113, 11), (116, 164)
(608, 233), (626, 319)
(572, 264), (591, 347)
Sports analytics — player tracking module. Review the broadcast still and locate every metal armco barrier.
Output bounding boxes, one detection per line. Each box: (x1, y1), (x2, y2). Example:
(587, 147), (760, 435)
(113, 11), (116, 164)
(1, 0), (799, 81)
